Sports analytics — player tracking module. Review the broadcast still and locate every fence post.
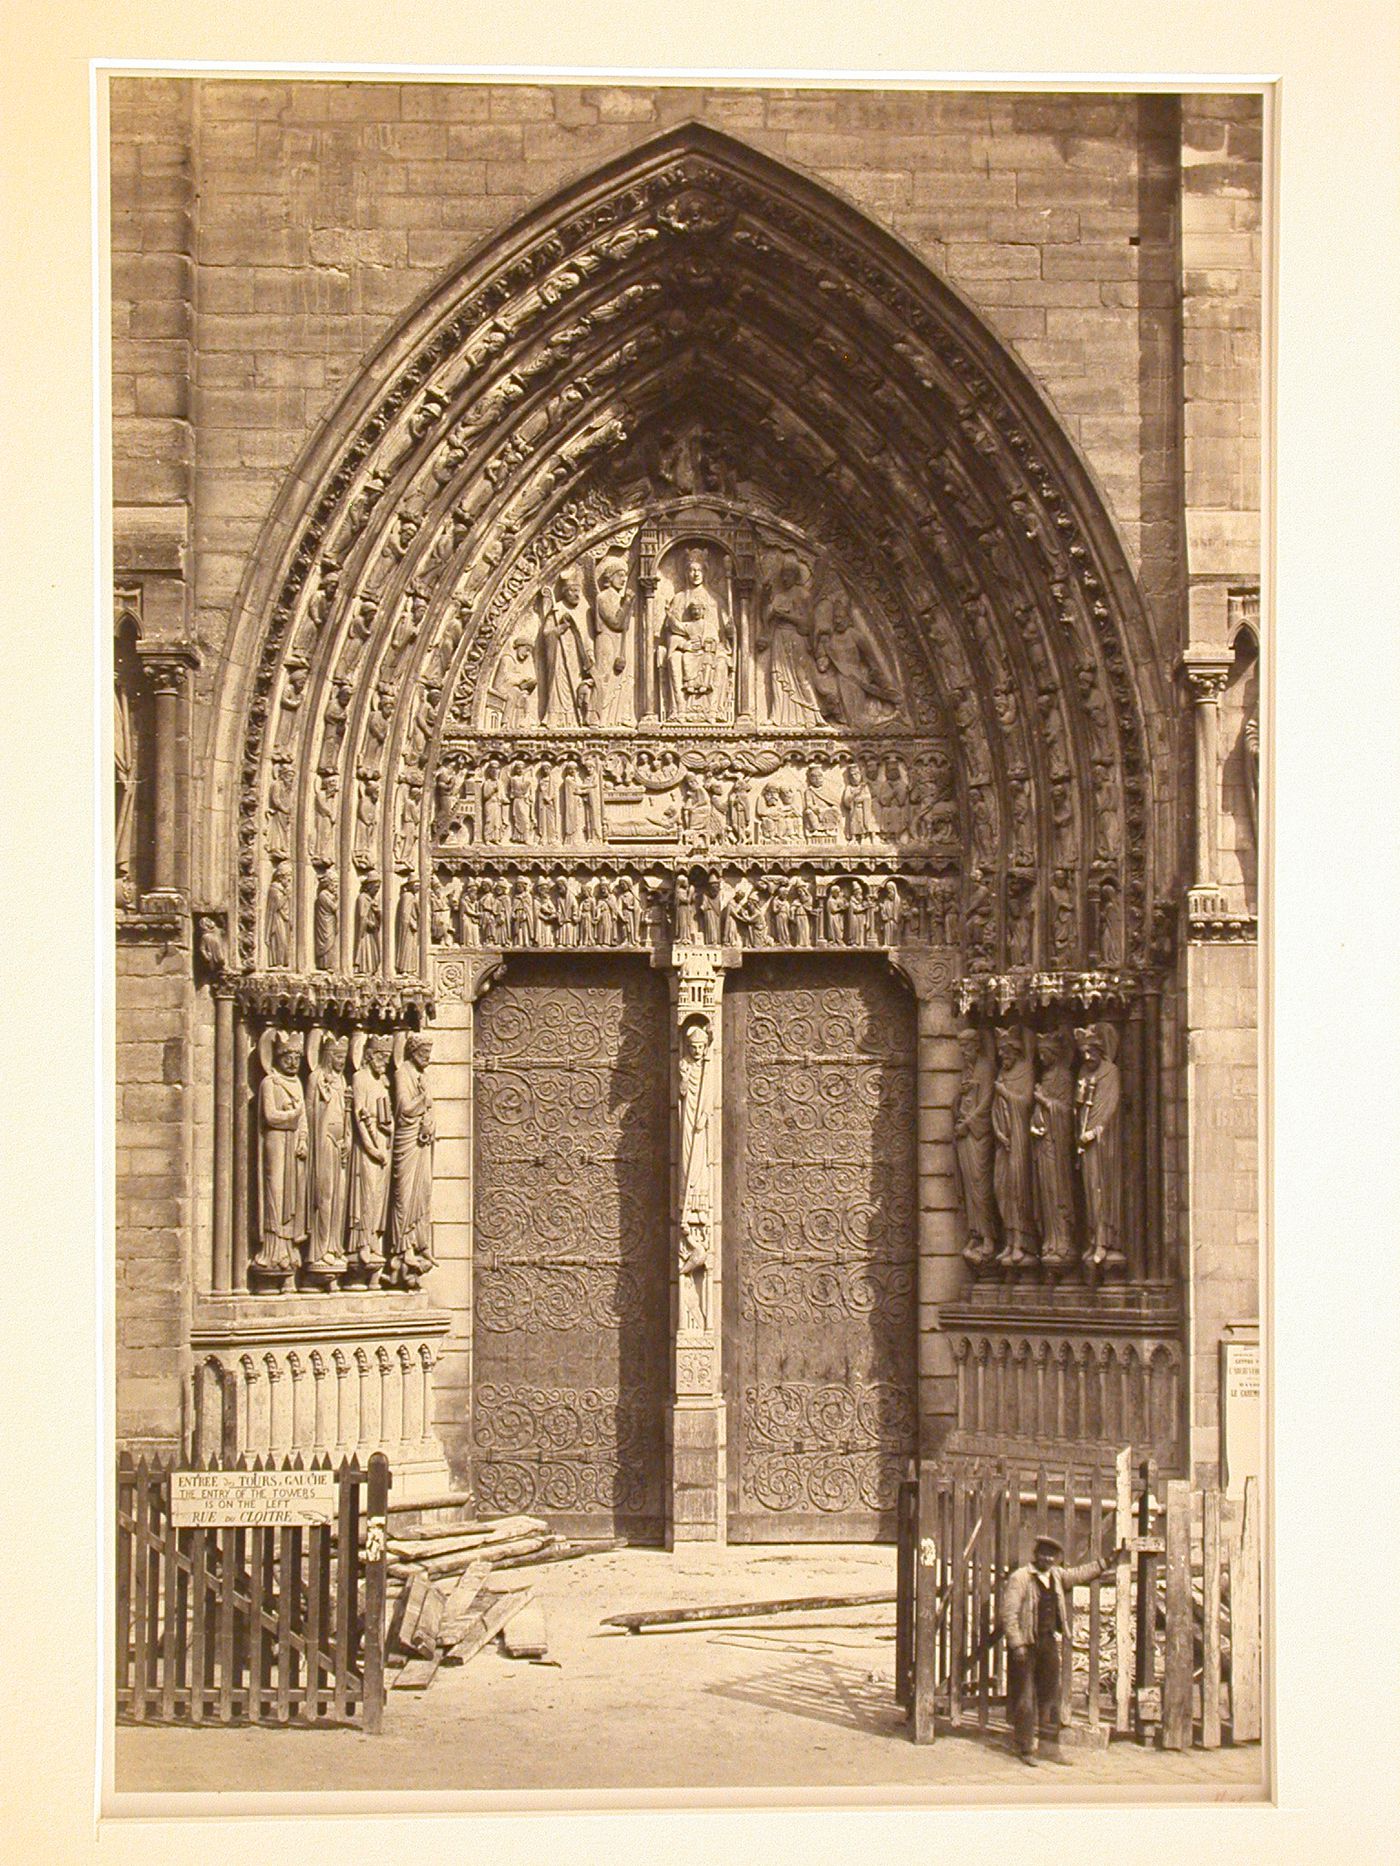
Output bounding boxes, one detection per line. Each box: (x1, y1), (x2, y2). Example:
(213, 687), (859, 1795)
(1087, 1463), (1103, 1735)
(362, 1452), (391, 1734)
(1162, 1479), (1192, 1748)
(1114, 1446), (1134, 1732)
(912, 1463), (939, 1745)
(895, 1473), (915, 1712)
(1231, 1474), (1262, 1743)
(1134, 1457), (1161, 1743)
(1202, 1485), (1223, 1749)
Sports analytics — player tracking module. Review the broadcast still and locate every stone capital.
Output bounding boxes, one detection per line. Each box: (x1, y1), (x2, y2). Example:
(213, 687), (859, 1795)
(137, 639), (201, 695)
(887, 944), (960, 1002)
(1179, 646), (1233, 704)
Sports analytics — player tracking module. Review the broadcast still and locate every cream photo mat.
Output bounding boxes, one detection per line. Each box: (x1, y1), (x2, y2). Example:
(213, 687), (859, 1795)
(1, 0), (1397, 1860)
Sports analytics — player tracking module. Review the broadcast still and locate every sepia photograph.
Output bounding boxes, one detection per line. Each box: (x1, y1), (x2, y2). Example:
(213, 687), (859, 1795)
(4, 0), (1399, 1855)
(104, 67), (1271, 1804)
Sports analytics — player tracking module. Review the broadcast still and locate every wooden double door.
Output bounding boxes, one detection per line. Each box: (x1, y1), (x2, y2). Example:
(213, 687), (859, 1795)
(471, 953), (917, 1544)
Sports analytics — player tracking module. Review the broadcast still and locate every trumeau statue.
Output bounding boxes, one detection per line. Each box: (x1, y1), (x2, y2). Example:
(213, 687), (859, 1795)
(389, 1033), (436, 1290)
(347, 1034), (393, 1285)
(954, 1027), (997, 1270)
(254, 1029), (309, 1290)
(1076, 1021), (1124, 1274)
(677, 1015), (716, 1332)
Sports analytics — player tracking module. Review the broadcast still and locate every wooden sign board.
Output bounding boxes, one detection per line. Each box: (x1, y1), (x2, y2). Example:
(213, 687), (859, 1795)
(170, 1469), (338, 1528)
(1220, 1338), (1262, 1497)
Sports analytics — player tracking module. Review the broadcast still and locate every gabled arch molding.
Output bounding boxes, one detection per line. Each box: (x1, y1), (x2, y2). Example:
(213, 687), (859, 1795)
(209, 124), (1171, 985)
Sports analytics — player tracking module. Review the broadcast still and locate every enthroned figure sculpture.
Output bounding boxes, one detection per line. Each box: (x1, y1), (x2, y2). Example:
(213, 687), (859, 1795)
(660, 548), (731, 722)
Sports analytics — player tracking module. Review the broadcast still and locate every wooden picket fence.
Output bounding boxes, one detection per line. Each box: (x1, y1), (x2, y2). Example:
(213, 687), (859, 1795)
(115, 1452), (390, 1730)
(896, 1451), (1262, 1750)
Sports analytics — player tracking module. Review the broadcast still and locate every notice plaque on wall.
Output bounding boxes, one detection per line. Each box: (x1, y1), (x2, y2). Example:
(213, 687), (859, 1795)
(170, 1469), (338, 1528)
(1220, 1337), (1262, 1496)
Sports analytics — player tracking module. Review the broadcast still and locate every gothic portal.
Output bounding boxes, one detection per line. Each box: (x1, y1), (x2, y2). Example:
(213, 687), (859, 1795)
(111, 100), (1262, 1538)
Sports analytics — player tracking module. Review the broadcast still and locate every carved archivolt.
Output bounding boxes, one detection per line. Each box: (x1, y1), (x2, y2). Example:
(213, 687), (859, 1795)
(213, 126), (1167, 985)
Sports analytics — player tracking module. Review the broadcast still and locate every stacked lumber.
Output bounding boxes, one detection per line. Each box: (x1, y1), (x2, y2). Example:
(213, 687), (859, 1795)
(386, 1567), (547, 1691)
(383, 1512), (620, 1582)
(377, 1509), (614, 1693)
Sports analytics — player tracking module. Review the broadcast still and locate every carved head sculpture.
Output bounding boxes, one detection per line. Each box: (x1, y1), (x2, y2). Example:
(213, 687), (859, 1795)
(681, 1015), (712, 1065)
(1036, 1028), (1070, 1073)
(557, 564), (583, 605)
(325, 1033), (350, 1076)
(685, 549), (707, 586)
(405, 1033), (433, 1070)
(365, 1035), (392, 1077)
(956, 1027), (985, 1072)
(273, 1031), (304, 1077)
(597, 558), (628, 593)
(995, 1025), (1025, 1066)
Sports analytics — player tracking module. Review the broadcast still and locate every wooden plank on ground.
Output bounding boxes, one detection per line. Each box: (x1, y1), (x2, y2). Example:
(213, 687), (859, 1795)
(1232, 1475), (1262, 1743)
(409, 1581), (448, 1657)
(1114, 1446), (1134, 1733)
(500, 1600), (549, 1659)
(601, 1590), (897, 1632)
(1162, 1479), (1192, 1749)
(1202, 1485), (1223, 1749)
(389, 1514), (547, 1547)
(912, 1465), (937, 1744)
(391, 1652), (442, 1691)
(448, 1587), (535, 1666)
(396, 1572), (432, 1652)
(439, 1562), (493, 1645)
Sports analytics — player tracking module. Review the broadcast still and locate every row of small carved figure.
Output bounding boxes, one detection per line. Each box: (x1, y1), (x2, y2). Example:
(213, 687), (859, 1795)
(429, 867), (961, 951)
(251, 1028), (436, 1295)
(954, 1021), (1124, 1279)
(434, 746), (956, 851)
(264, 867), (423, 975)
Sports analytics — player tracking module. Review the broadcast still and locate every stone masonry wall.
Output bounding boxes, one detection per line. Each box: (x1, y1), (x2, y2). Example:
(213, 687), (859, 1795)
(115, 939), (194, 1454)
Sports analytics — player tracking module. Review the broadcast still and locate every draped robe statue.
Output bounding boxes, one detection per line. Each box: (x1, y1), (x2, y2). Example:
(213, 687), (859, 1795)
(347, 1036), (392, 1283)
(305, 1033), (351, 1285)
(539, 568), (593, 725)
(759, 558), (823, 726)
(1075, 1022), (1124, 1272)
(254, 1032), (309, 1286)
(389, 1034), (436, 1289)
(954, 1028), (997, 1269)
(1031, 1029), (1078, 1271)
(589, 558), (635, 725)
(991, 1026), (1036, 1267)
(677, 1017), (716, 1332)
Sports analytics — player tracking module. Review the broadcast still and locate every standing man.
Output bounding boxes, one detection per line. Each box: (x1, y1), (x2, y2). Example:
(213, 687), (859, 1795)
(1000, 1532), (1121, 1765)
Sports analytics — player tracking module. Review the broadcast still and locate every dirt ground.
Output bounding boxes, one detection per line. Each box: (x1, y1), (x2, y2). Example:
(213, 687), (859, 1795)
(113, 1544), (1266, 1803)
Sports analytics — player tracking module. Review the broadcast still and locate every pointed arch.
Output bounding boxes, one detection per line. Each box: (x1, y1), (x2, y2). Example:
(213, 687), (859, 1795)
(207, 123), (1171, 979)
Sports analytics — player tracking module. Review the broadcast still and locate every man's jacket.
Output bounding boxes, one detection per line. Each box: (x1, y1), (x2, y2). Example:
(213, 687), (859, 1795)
(998, 1558), (1104, 1650)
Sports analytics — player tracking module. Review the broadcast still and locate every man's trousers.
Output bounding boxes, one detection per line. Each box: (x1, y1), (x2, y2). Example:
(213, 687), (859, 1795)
(1007, 1635), (1062, 1755)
